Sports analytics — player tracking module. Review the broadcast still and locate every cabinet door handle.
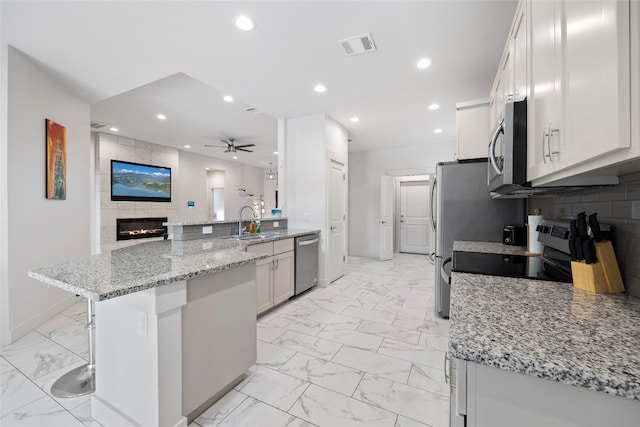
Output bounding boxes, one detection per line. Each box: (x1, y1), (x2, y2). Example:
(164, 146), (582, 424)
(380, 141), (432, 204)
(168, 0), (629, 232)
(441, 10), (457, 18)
(542, 126), (548, 164)
(547, 122), (560, 161)
(444, 352), (451, 385)
(275, 258), (279, 269)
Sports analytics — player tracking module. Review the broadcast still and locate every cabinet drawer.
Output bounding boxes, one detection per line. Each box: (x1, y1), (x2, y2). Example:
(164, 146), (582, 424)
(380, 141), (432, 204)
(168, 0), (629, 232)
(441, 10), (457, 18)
(273, 238), (294, 255)
(246, 242), (274, 256)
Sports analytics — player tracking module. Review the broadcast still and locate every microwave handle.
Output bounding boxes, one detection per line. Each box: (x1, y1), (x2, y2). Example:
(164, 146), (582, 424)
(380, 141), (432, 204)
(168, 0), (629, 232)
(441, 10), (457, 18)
(489, 118), (504, 176)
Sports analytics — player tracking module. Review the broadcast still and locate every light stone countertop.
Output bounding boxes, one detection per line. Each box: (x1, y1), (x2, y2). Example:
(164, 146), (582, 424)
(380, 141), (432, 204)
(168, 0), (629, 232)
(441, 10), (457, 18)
(453, 240), (527, 256)
(449, 241), (640, 400)
(28, 229), (319, 301)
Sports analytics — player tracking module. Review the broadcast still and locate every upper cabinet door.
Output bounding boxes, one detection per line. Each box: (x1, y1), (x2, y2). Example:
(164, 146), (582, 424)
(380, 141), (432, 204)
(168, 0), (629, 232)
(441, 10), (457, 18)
(560, 0), (631, 168)
(512, 6), (527, 101)
(527, 0), (562, 181)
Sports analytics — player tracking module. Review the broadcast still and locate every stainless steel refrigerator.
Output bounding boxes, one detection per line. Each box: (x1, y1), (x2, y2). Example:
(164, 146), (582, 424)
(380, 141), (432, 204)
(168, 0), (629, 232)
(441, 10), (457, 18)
(433, 159), (525, 318)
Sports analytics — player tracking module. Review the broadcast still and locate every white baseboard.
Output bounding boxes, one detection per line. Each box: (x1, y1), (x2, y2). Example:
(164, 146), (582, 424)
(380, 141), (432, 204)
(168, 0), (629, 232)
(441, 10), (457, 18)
(8, 294), (78, 343)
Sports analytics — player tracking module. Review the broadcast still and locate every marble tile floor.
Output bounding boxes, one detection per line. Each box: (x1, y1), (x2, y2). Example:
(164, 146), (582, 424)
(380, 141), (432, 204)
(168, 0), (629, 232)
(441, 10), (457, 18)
(1, 254), (449, 427)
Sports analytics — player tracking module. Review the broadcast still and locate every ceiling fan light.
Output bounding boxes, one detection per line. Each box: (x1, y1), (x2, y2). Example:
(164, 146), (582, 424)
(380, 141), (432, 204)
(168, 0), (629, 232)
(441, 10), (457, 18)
(266, 171), (276, 180)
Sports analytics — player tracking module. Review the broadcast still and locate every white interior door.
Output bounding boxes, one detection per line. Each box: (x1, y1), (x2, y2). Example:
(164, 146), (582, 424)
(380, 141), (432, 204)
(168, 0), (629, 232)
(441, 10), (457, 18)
(380, 175), (394, 261)
(399, 181), (429, 254)
(328, 160), (346, 282)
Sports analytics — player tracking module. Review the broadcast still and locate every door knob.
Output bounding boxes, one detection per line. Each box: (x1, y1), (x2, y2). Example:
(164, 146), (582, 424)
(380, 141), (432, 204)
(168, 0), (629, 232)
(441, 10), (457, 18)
(330, 226), (337, 230)
(381, 221), (387, 224)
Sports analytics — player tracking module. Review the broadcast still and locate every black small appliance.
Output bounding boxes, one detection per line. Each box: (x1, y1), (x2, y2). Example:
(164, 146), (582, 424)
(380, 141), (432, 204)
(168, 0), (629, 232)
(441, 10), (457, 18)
(503, 225), (526, 246)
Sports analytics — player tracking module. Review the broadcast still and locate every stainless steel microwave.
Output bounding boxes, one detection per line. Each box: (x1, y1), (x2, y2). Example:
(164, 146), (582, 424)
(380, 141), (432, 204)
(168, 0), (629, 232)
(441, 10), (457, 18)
(487, 100), (528, 195)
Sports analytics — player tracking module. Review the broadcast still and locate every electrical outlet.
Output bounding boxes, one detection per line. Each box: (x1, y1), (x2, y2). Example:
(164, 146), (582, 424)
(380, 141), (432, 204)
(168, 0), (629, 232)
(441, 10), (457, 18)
(303, 212), (311, 222)
(203, 242), (213, 250)
(138, 312), (148, 337)
(202, 226), (213, 234)
(273, 221), (279, 228)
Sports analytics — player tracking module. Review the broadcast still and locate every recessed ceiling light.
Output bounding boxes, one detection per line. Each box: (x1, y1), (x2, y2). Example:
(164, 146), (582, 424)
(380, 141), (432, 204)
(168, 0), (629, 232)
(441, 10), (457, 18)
(314, 84), (326, 93)
(223, 95), (233, 102)
(206, 167), (210, 170)
(434, 128), (443, 134)
(157, 114), (166, 120)
(232, 156), (238, 160)
(350, 117), (360, 123)
(273, 151), (279, 155)
(428, 104), (440, 110)
(234, 15), (255, 31)
(417, 58), (432, 70)
(184, 145), (191, 149)
(109, 127), (119, 132)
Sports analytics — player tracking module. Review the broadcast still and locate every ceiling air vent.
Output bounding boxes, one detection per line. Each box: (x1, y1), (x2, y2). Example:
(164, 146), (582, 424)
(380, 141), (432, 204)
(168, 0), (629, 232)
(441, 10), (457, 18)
(245, 107), (261, 115)
(90, 121), (108, 129)
(337, 33), (377, 56)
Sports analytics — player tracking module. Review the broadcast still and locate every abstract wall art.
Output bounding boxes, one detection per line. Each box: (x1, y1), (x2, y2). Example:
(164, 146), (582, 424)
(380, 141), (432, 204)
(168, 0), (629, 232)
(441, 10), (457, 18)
(46, 118), (67, 200)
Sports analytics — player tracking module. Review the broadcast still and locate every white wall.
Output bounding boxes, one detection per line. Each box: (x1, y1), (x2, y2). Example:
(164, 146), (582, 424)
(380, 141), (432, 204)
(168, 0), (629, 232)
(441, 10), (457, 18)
(284, 114), (348, 285)
(3, 47), (91, 344)
(348, 143), (454, 258)
(1, 10), (10, 344)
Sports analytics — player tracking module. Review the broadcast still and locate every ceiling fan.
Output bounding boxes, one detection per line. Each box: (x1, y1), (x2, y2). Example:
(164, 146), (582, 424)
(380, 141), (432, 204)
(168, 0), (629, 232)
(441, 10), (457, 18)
(205, 138), (255, 153)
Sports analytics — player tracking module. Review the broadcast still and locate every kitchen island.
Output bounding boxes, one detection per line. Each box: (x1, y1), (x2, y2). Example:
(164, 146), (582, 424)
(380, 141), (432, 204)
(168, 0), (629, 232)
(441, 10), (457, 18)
(28, 229), (318, 427)
(448, 241), (640, 426)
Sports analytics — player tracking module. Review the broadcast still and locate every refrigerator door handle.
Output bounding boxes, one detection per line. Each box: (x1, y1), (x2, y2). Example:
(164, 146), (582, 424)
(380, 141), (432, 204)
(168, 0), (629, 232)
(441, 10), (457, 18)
(430, 176), (437, 231)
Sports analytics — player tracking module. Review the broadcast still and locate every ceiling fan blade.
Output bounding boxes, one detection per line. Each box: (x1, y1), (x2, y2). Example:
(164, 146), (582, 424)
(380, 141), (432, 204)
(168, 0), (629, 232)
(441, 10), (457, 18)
(235, 144), (256, 148)
(220, 139), (232, 146)
(204, 144), (218, 147)
(237, 148), (253, 152)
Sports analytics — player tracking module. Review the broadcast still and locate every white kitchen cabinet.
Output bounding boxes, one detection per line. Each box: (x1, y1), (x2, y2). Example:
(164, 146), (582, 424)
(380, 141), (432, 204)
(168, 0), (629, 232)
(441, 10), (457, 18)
(512, 5), (527, 101)
(273, 250), (294, 306)
(455, 99), (490, 160)
(452, 358), (640, 427)
(527, 0), (562, 180)
(527, 0), (631, 184)
(255, 257), (273, 314)
(488, 1), (526, 158)
(246, 238), (294, 315)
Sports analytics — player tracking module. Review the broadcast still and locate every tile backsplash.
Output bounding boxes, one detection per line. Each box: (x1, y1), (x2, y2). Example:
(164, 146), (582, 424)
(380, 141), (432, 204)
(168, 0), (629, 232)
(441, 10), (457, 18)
(528, 172), (640, 297)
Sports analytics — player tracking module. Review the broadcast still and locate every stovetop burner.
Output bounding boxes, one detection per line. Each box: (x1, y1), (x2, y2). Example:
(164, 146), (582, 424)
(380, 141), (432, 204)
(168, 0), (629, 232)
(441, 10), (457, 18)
(452, 251), (573, 283)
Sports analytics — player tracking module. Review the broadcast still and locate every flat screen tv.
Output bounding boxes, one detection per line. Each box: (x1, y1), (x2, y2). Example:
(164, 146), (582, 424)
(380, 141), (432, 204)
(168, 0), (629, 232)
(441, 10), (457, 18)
(111, 160), (171, 202)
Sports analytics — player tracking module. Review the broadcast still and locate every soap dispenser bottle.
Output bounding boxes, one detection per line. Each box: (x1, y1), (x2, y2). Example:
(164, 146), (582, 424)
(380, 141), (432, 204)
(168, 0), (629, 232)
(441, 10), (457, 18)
(256, 221), (261, 234)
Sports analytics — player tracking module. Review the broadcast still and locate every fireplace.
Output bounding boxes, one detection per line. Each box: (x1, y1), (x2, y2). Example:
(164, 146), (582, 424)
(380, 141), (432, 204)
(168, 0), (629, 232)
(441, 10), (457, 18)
(116, 217), (168, 241)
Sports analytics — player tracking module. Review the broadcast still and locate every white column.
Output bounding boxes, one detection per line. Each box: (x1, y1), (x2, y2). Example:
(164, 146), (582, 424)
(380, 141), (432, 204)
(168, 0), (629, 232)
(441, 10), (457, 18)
(91, 280), (188, 427)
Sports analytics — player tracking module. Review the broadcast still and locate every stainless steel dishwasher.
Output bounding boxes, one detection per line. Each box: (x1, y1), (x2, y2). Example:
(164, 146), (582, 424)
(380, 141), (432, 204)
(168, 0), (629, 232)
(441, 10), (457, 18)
(294, 234), (319, 295)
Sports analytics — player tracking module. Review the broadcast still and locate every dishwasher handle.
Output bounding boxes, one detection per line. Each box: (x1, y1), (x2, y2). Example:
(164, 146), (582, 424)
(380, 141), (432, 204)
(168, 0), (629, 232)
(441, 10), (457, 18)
(298, 238), (319, 247)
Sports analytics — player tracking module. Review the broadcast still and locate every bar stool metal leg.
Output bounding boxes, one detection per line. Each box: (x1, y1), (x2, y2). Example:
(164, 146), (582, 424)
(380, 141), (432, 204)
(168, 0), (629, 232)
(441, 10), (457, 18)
(51, 298), (96, 397)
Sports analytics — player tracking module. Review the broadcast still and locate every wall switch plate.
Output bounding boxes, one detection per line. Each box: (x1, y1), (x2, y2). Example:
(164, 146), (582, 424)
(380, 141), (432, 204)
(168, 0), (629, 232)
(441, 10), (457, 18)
(202, 226), (213, 234)
(273, 221), (279, 228)
(303, 212), (311, 222)
(138, 312), (148, 337)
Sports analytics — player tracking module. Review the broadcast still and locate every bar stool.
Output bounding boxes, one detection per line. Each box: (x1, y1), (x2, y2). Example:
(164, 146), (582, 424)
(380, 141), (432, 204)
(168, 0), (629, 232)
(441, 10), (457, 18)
(51, 298), (96, 397)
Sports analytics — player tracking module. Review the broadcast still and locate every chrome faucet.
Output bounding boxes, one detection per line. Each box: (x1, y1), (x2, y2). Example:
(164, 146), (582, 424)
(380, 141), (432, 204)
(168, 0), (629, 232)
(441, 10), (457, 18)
(238, 205), (257, 235)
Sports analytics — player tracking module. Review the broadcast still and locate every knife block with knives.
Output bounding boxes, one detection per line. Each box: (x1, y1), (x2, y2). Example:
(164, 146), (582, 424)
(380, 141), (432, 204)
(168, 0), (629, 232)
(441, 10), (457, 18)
(570, 212), (625, 294)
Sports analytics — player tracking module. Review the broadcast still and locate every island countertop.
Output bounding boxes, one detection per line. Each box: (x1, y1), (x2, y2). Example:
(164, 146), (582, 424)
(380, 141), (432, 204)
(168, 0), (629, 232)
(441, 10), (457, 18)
(28, 229), (319, 301)
(449, 270), (640, 400)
